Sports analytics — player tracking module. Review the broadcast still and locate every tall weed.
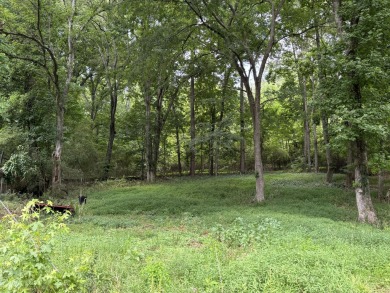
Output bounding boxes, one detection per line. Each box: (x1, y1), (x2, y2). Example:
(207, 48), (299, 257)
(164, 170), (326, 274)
(0, 200), (91, 292)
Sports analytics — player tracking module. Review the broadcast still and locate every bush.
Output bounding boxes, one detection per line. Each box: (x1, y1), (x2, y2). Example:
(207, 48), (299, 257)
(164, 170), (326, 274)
(263, 146), (290, 170)
(212, 217), (281, 247)
(1, 146), (47, 194)
(0, 200), (91, 292)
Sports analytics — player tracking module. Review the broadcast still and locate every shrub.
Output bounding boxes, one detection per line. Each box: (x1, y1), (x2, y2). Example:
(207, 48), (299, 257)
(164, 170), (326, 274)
(212, 217), (281, 248)
(142, 259), (171, 292)
(1, 146), (46, 194)
(0, 200), (91, 292)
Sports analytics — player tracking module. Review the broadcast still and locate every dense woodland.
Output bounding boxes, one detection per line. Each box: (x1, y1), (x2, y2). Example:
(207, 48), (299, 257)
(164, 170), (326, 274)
(0, 0), (389, 224)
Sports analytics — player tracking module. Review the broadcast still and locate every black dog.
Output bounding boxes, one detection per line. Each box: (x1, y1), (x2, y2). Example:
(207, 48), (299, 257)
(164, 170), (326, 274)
(78, 195), (87, 205)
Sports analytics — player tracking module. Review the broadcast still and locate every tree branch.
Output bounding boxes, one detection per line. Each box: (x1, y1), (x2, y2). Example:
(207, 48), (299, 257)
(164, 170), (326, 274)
(0, 29), (60, 90)
(183, 0), (226, 40)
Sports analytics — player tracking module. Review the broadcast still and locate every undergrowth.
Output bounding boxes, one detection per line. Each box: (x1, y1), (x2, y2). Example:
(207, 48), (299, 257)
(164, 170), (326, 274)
(2, 173), (390, 292)
(0, 200), (92, 292)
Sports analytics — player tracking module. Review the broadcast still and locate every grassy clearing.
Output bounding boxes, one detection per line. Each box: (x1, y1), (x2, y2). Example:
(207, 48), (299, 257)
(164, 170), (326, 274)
(59, 173), (390, 292)
(5, 173), (390, 292)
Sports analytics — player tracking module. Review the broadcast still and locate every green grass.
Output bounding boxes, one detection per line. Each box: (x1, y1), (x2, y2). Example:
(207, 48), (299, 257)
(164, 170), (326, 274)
(40, 173), (390, 291)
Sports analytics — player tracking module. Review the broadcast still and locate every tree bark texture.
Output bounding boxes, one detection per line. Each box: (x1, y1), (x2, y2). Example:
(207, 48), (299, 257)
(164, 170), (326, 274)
(52, 99), (64, 188)
(175, 124), (182, 176)
(377, 169), (385, 200)
(102, 89), (118, 180)
(239, 79), (246, 174)
(301, 76), (311, 171)
(144, 85), (155, 182)
(310, 76), (319, 173)
(173, 105), (182, 176)
(189, 76), (196, 176)
(312, 123), (319, 173)
(354, 137), (378, 224)
(345, 140), (354, 188)
(322, 116), (333, 183)
(209, 105), (216, 176)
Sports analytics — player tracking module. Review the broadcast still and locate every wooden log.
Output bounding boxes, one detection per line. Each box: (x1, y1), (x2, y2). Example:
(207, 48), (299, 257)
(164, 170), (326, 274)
(33, 202), (75, 215)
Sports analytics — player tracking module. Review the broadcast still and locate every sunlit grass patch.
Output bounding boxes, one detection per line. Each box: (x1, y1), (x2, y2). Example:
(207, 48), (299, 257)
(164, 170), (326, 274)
(45, 173), (390, 292)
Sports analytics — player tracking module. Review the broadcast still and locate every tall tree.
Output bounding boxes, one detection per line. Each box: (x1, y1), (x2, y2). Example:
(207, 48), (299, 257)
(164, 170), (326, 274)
(189, 75), (196, 176)
(0, 0), (79, 191)
(327, 0), (390, 223)
(91, 3), (127, 180)
(125, 1), (190, 181)
(0, 0), (107, 190)
(184, 0), (286, 202)
(239, 78), (246, 174)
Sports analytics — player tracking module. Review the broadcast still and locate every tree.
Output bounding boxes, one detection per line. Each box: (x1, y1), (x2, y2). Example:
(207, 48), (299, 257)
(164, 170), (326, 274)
(184, 0), (286, 202)
(91, 3), (126, 180)
(0, 0), (82, 192)
(123, 1), (191, 181)
(189, 75), (196, 176)
(326, 0), (390, 223)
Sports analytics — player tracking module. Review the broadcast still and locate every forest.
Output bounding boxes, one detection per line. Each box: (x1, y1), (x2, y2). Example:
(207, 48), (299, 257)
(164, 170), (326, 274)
(0, 0), (390, 223)
(1, 1), (390, 292)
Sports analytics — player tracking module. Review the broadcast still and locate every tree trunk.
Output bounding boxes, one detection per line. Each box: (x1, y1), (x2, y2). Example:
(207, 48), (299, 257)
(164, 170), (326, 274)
(189, 76), (196, 176)
(200, 142), (204, 174)
(350, 71), (377, 224)
(345, 140), (354, 188)
(151, 87), (166, 181)
(99, 41), (119, 180)
(234, 65), (265, 201)
(253, 86), (265, 202)
(214, 66), (231, 176)
(347, 9), (378, 224)
(302, 76), (311, 171)
(52, 97), (64, 189)
(355, 136), (378, 224)
(332, 0), (343, 35)
(232, 0), (283, 202)
(52, 0), (75, 191)
(237, 75), (266, 202)
(240, 79), (246, 174)
(173, 105), (182, 176)
(144, 82), (173, 182)
(322, 116), (333, 183)
(175, 123), (182, 176)
(102, 90), (117, 180)
(310, 76), (319, 173)
(314, 24), (333, 183)
(293, 43), (311, 172)
(209, 105), (216, 176)
(144, 85), (154, 182)
(140, 145), (145, 180)
(312, 122), (319, 173)
(378, 169), (385, 200)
